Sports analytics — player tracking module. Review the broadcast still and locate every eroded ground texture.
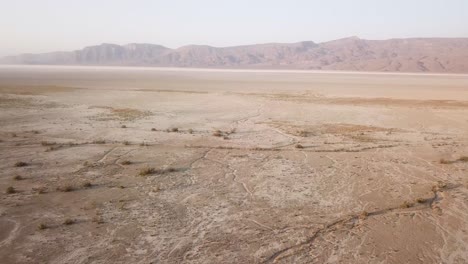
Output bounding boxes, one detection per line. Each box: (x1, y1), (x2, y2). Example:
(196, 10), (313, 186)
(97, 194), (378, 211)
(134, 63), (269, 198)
(1, 66), (468, 264)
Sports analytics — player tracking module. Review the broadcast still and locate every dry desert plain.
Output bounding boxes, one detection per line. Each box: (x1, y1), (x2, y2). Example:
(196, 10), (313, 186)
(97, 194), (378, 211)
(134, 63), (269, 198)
(1, 66), (468, 263)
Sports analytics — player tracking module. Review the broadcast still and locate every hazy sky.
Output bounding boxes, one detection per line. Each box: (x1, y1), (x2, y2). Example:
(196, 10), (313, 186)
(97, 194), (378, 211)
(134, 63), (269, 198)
(1, 0), (467, 56)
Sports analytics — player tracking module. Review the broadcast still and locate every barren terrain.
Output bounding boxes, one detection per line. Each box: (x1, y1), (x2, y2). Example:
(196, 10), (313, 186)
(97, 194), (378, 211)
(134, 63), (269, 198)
(1, 66), (468, 263)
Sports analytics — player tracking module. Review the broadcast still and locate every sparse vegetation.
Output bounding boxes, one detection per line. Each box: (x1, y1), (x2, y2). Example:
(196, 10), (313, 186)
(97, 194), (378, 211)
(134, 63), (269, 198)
(416, 198), (427, 203)
(213, 130), (223, 137)
(188, 128), (194, 134)
(223, 136), (229, 140)
(6, 186), (16, 194)
(151, 128), (157, 131)
(400, 201), (414, 208)
(440, 156), (468, 164)
(82, 181), (92, 188)
(57, 185), (74, 192)
(123, 141), (130, 145)
(295, 144), (304, 149)
(139, 167), (156, 176)
(170, 128), (179, 132)
(36, 187), (47, 194)
(41, 141), (57, 146)
(32, 130), (40, 134)
(121, 125), (127, 128)
(92, 215), (104, 224)
(92, 139), (106, 144)
(14, 161), (28, 167)
(359, 211), (369, 220)
(13, 175), (23, 181)
(37, 223), (48, 230)
(139, 166), (178, 176)
(12, 133), (17, 137)
(63, 218), (75, 225)
(297, 130), (308, 137)
(440, 158), (452, 164)
(121, 160), (132, 165)
(432, 181), (448, 192)
(140, 142), (148, 146)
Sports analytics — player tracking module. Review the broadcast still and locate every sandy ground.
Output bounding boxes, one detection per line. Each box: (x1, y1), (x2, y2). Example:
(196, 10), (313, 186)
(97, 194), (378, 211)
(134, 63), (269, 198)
(1, 66), (468, 264)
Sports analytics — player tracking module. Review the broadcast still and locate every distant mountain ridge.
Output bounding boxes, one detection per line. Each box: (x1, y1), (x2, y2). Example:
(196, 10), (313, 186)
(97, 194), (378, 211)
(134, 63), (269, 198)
(2, 37), (468, 73)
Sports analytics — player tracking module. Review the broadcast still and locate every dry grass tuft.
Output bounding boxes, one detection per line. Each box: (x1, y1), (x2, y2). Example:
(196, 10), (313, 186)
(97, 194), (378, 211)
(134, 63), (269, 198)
(92, 139), (106, 144)
(36, 187), (47, 194)
(151, 128), (157, 131)
(416, 198), (427, 203)
(63, 218), (75, 225)
(13, 175), (23, 181)
(188, 128), (194, 134)
(400, 201), (414, 209)
(41, 141), (57, 146)
(171, 128), (179, 132)
(6, 186), (16, 194)
(123, 141), (130, 145)
(297, 130), (308, 137)
(92, 215), (104, 224)
(14, 161), (28, 167)
(359, 211), (369, 220)
(139, 167), (156, 176)
(121, 160), (132, 165)
(440, 156), (468, 164)
(12, 133), (17, 137)
(213, 130), (223, 137)
(121, 125), (127, 128)
(57, 185), (74, 192)
(140, 142), (148, 146)
(37, 223), (48, 230)
(82, 182), (92, 188)
(295, 144), (304, 149)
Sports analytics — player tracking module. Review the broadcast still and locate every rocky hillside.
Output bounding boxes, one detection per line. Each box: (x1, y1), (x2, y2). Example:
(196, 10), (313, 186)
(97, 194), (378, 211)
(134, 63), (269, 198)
(2, 37), (468, 73)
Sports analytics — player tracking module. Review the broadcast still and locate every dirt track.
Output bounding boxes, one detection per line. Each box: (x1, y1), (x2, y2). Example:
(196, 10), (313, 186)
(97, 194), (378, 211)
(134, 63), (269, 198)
(1, 66), (468, 263)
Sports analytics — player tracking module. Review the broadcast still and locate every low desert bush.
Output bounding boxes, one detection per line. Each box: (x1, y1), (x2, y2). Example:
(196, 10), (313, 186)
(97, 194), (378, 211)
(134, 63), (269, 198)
(41, 141), (57, 146)
(63, 218), (75, 225)
(57, 185), (74, 192)
(82, 182), (92, 188)
(6, 186), (16, 194)
(416, 198), (427, 203)
(14, 161), (28, 167)
(151, 128), (157, 131)
(121, 160), (132, 165)
(359, 211), (369, 220)
(121, 125), (127, 128)
(400, 201), (414, 209)
(13, 175), (23, 181)
(139, 167), (156, 176)
(213, 130), (223, 137)
(37, 223), (48, 230)
(295, 144), (304, 149)
(92, 139), (106, 144)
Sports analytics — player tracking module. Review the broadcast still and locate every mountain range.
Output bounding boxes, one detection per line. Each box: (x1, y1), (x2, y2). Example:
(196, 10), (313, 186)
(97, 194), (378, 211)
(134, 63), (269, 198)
(2, 37), (468, 73)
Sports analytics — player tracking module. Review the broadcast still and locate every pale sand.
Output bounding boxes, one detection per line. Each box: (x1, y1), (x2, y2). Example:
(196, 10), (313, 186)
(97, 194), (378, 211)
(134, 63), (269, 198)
(0, 66), (468, 263)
